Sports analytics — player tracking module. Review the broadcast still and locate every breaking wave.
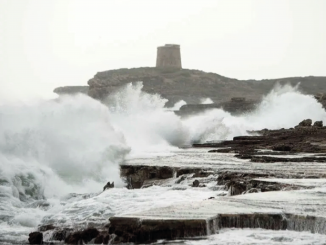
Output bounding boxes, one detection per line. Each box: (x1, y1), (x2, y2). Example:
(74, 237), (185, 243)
(184, 84), (326, 142)
(1, 81), (326, 243)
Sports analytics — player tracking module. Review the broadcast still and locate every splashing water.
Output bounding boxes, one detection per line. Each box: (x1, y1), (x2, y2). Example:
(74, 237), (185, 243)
(184, 84), (326, 142)
(200, 98), (214, 104)
(104, 83), (188, 155)
(169, 100), (187, 110)
(0, 94), (130, 240)
(1, 82), (325, 201)
(1, 82), (326, 243)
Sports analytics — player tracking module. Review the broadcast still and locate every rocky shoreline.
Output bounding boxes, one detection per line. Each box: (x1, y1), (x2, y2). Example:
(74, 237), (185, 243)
(28, 119), (326, 244)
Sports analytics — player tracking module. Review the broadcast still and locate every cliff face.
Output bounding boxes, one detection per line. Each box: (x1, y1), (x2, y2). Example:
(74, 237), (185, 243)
(87, 67), (257, 106)
(54, 67), (326, 107)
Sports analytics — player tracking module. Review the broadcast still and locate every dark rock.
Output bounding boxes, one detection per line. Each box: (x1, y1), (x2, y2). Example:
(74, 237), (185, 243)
(103, 181), (114, 191)
(217, 172), (270, 186)
(94, 235), (104, 244)
(298, 119), (312, 126)
(81, 227), (99, 243)
(250, 156), (326, 163)
(200, 123), (326, 155)
(227, 181), (246, 196)
(313, 121), (323, 127)
(65, 231), (81, 244)
(51, 228), (72, 241)
(208, 148), (235, 153)
(39, 224), (55, 232)
(175, 175), (186, 184)
(65, 228), (99, 244)
(192, 180), (199, 187)
(235, 154), (253, 159)
(109, 217), (206, 244)
(109, 213), (300, 243)
(218, 213), (287, 230)
(176, 168), (204, 177)
(120, 165), (174, 189)
(216, 171), (307, 196)
(272, 145), (292, 151)
(193, 170), (214, 178)
(159, 167), (174, 179)
(28, 232), (43, 244)
(104, 234), (111, 244)
(108, 225), (115, 234)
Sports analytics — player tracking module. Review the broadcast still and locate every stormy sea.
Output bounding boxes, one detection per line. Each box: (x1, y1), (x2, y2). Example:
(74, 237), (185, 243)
(1, 82), (326, 244)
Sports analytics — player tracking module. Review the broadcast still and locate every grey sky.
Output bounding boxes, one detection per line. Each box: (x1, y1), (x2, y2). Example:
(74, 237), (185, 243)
(0, 0), (325, 100)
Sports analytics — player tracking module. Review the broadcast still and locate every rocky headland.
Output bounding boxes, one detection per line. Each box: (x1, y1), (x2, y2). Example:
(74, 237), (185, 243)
(54, 67), (326, 111)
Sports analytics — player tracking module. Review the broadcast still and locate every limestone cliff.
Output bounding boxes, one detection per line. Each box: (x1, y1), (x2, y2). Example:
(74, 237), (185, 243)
(54, 67), (326, 107)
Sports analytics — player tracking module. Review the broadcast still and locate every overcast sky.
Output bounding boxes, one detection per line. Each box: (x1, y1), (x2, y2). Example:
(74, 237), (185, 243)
(0, 0), (325, 100)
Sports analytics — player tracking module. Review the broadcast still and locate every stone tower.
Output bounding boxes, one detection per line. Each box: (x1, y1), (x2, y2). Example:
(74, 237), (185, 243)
(156, 44), (182, 69)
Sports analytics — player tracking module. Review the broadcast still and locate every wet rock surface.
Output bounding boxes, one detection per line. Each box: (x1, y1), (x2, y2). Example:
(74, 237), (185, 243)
(64, 227), (99, 244)
(109, 217), (207, 244)
(103, 121), (326, 243)
(28, 232), (43, 244)
(196, 119), (326, 155)
(108, 189), (326, 243)
(30, 121), (326, 244)
(120, 165), (214, 189)
(217, 172), (309, 196)
(36, 226), (112, 245)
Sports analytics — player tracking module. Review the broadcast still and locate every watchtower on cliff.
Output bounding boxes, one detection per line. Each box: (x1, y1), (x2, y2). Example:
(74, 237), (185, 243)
(156, 44), (182, 69)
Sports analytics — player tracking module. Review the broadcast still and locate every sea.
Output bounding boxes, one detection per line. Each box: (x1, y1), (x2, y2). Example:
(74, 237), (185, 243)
(1, 82), (326, 244)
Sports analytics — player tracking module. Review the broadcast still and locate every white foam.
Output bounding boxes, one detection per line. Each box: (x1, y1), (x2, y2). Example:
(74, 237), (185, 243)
(200, 98), (214, 104)
(1, 83), (326, 243)
(183, 84), (326, 142)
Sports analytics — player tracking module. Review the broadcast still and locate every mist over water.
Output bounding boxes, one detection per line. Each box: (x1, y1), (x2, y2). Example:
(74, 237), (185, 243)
(1, 82), (326, 242)
(185, 84), (326, 142)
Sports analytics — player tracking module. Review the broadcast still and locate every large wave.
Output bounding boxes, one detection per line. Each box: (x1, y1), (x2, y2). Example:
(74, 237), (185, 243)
(0, 94), (129, 206)
(184, 84), (326, 142)
(1, 82), (326, 241)
(104, 83), (188, 155)
(1, 82), (325, 203)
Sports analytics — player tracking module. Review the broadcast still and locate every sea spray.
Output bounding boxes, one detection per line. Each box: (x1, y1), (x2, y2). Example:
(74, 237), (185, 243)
(1, 83), (325, 202)
(1, 82), (326, 243)
(0, 94), (129, 193)
(170, 100), (187, 110)
(183, 84), (326, 143)
(200, 98), (214, 104)
(0, 94), (132, 242)
(104, 82), (189, 155)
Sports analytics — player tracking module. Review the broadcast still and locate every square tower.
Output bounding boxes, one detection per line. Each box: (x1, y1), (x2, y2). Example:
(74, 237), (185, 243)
(156, 44), (182, 69)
